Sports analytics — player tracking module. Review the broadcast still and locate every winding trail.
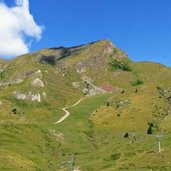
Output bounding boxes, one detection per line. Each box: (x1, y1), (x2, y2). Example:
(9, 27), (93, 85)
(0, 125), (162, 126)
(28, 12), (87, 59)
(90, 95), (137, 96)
(54, 97), (85, 124)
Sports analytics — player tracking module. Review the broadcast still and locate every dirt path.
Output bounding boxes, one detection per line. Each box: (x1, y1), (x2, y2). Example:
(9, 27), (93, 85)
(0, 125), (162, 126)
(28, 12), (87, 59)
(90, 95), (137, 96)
(54, 97), (85, 124)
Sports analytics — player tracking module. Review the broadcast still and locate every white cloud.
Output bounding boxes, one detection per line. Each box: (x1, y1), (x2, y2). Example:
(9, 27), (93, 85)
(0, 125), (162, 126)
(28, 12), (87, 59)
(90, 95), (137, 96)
(0, 0), (43, 58)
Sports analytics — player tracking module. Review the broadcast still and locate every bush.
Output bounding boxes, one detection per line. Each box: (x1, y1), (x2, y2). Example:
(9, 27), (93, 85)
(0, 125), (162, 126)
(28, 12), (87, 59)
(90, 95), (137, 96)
(147, 123), (154, 135)
(106, 101), (110, 106)
(0, 71), (5, 81)
(131, 79), (144, 86)
(124, 132), (129, 138)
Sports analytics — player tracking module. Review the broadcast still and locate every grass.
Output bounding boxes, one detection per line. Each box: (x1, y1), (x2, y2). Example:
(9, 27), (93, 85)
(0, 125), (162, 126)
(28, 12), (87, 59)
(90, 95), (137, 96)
(1, 40), (171, 170)
(1, 83), (171, 170)
(0, 123), (61, 170)
(89, 83), (171, 170)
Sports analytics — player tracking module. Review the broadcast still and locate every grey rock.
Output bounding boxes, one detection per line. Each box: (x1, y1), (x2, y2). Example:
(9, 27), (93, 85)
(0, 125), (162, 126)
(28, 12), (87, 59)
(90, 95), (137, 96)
(13, 91), (41, 102)
(31, 78), (44, 88)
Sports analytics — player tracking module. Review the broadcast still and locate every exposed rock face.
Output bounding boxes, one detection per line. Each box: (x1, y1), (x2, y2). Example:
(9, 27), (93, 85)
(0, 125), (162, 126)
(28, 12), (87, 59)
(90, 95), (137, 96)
(13, 92), (26, 100)
(82, 76), (94, 84)
(37, 40), (115, 72)
(31, 93), (41, 102)
(13, 91), (41, 102)
(83, 87), (105, 96)
(74, 40), (115, 72)
(72, 76), (106, 96)
(103, 40), (115, 55)
(35, 70), (43, 78)
(31, 78), (44, 88)
(82, 76), (105, 96)
(76, 62), (87, 73)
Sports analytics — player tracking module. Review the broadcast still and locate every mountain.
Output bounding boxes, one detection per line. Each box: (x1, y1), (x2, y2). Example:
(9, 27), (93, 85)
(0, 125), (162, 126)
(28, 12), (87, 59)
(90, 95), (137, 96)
(0, 39), (171, 171)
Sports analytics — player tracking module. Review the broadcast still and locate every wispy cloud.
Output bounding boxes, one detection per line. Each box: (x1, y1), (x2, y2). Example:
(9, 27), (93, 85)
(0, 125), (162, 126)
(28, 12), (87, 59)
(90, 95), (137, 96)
(0, 0), (43, 58)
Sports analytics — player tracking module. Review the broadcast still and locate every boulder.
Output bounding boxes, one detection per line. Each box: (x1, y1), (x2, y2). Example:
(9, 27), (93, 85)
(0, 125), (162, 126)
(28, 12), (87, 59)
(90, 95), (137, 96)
(31, 93), (41, 102)
(13, 91), (27, 100)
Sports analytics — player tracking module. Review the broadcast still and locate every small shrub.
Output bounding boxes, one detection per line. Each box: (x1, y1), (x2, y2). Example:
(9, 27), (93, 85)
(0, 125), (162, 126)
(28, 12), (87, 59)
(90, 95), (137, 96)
(121, 90), (125, 94)
(124, 132), (129, 138)
(106, 101), (110, 106)
(147, 123), (154, 135)
(12, 108), (17, 114)
(0, 71), (5, 81)
(131, 79), (144, 86)
(147, 126), (152, 134)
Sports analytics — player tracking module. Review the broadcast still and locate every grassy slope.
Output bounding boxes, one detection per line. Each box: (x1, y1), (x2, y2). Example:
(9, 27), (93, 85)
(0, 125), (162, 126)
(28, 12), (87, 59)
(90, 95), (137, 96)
(0, 93), (112, 171)
(1, 40), (171, 170)
(91, 83), (171, 170)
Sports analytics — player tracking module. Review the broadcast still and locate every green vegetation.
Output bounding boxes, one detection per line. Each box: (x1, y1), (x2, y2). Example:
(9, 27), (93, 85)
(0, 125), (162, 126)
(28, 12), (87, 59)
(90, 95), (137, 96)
(131, 79), (144, 86)
(108, 49), (132, 71)
(1, 39), (171, 170)
(0, 71), (5, 81)
(147, 122), (154, 134)
(108, 56), (132, 71)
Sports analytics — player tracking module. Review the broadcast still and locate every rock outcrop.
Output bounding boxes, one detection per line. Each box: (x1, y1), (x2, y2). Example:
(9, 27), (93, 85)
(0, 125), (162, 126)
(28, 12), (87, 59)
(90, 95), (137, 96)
(82, 76), (105, 96)
(31, 78), (44, 88)
(13, 91), (41, 102)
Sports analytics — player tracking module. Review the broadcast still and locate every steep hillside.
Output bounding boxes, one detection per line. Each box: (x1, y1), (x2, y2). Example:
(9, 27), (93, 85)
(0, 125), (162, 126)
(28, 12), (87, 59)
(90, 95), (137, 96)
(0, 39), (171, 170)
(0, 39), (134, 121)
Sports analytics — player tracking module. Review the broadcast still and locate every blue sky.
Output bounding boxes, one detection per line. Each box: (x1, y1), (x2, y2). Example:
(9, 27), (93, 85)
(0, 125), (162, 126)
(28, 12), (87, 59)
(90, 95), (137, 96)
(1, 0), (171, 66)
